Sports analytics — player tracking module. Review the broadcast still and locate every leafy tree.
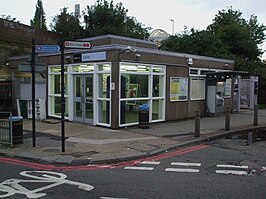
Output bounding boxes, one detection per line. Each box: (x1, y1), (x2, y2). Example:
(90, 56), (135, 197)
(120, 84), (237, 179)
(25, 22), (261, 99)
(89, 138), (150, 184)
(161, 7), (266, 67)
(160, 7), (266, 104)
(50, 7), (85, 40)
(30, 0), (47, 30)
(83, 0), (150, 39)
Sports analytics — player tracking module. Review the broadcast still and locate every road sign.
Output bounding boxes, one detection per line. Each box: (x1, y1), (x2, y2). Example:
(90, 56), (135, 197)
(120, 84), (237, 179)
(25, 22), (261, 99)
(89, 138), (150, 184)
(18, 62), (47, 73)
(35, 45), (60, 53)
(64, 41), (93, 49)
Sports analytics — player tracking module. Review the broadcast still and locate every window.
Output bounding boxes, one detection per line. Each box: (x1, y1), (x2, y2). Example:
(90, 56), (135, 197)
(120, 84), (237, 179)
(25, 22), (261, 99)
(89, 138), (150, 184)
(120, 63), (165, 126)
(190, 78), (205, 100)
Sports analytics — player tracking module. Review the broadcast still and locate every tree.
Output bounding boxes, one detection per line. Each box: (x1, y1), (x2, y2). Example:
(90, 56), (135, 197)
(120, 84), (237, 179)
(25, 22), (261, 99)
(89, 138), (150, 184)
(30, 0), (47, 30)
(50, 7), (85, 40)
(160, 7), (266, 67)
(83, 0), (150, 39)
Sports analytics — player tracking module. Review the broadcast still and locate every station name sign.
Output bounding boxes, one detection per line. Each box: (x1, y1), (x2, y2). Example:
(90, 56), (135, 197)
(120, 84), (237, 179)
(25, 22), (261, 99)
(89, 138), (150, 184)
(64, 41), (93, 49)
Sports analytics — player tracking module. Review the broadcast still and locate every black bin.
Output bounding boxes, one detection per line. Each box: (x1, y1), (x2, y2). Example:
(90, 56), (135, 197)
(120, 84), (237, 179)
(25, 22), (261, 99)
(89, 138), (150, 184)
(139, 104), (149, 129)
(11, 116), (23, 145)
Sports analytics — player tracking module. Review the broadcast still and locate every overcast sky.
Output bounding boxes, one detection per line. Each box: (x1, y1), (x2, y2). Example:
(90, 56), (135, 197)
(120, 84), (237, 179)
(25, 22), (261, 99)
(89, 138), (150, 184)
(1, 0), (266, 59)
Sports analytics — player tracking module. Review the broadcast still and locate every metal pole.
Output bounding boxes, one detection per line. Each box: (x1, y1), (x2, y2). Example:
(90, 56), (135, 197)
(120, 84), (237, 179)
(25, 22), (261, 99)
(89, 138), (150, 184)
(194, 110), (200, 137)
(253, 104), (258, 126)
(225, 107), (230, 131)
(60, 39), (65, 152)
(32, 39), (36, 147)
(170, 19), (174, 35)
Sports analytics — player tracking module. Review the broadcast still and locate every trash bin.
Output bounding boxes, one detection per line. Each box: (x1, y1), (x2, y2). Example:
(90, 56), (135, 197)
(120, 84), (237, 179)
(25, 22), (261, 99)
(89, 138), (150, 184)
(139, 104), (149, 129)
(10, 116), (23, 145)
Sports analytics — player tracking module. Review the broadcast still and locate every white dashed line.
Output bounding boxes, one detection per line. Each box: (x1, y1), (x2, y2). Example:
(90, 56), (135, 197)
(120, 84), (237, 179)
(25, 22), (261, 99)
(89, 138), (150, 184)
(215, 170), (248, 176)
(140, 161), (161, 165)
(124, 166), (154, 171)
(216, 164), (249, 169)
(171, 162), (201, 167)
(165, 168), (200, 173)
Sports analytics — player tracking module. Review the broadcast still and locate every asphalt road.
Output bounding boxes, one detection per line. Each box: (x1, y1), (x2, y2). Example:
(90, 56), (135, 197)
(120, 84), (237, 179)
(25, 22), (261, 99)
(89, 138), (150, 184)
(0, 136), (265, 199)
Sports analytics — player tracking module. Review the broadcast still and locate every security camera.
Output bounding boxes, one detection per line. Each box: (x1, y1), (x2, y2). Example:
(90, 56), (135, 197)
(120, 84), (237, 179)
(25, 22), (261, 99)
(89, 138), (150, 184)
(126, 46), (136, 52)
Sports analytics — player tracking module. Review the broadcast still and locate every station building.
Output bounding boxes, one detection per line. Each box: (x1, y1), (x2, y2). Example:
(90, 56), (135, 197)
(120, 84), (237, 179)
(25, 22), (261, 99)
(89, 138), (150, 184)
(9, 34), (257, 129)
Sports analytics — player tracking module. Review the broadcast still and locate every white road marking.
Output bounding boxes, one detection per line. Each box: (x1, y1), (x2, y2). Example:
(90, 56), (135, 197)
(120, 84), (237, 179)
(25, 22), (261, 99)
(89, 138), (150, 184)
(171, 162), (201, 167)
(216, 170), (248, 176)
(101, 197), (128, 199)
(262, 167), (266, 171)
(141, 161), (161, 165)
(216, 164), (248, 169)
(124, 166), (154, 171)
(165, 168), (200, 173)
(0, 171), (94, 198)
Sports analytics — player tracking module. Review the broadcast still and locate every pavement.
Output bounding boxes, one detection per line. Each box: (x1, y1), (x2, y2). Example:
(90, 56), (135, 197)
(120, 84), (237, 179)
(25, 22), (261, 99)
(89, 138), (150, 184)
(0, 109), (266, 165)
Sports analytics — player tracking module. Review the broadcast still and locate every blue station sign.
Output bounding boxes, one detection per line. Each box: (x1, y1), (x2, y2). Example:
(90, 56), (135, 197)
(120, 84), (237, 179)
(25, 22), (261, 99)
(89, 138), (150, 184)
(35, 45), (60, 53)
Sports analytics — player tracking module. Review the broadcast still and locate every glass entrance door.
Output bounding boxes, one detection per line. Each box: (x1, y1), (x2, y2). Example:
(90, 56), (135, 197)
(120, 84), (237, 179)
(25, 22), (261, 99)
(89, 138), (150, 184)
(73, 75), (94, 124)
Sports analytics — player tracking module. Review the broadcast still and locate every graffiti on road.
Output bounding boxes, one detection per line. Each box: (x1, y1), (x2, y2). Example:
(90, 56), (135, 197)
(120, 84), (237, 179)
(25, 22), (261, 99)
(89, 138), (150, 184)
(0, 171), (94, 198)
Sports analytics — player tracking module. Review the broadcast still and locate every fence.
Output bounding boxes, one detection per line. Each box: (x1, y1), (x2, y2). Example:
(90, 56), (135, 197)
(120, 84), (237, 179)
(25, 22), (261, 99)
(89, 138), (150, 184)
(0, 112), (13, 147)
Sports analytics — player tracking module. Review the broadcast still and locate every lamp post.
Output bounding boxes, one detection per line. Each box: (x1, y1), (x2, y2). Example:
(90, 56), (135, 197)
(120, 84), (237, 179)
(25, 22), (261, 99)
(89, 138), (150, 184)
(170, 19), (174, 35)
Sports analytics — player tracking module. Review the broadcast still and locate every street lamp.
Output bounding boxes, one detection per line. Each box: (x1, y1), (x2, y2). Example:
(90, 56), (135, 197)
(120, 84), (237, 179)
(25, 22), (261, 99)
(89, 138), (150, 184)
(170, 19), (174, 35)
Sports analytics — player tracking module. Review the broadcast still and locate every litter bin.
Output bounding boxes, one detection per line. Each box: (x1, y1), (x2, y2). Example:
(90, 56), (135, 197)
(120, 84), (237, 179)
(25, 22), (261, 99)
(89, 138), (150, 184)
(10, 116), (23, 145)
(139, 104), (149, 129)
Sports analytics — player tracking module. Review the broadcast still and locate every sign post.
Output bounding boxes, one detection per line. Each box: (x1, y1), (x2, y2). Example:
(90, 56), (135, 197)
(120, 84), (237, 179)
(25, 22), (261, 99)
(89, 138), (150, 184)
(60, 40), (65, 153)
(32, 39), (36, 147)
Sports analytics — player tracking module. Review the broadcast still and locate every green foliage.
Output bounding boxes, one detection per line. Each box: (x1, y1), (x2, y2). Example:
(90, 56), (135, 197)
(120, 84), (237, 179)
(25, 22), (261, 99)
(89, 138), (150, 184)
(160, 7), (266, 67)
(50, 7), (85, 40)
(30, 0), (47, 30)
(83, 0), (150, 39)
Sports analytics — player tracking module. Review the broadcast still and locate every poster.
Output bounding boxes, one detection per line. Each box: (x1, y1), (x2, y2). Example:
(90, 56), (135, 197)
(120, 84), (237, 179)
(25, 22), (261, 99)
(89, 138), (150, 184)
(224, 78), (232, 97)
(170, 77), (188, 101)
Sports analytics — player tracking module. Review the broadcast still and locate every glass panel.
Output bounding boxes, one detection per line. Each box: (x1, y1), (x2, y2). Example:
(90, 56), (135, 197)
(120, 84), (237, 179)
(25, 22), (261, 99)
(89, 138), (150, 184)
(120, 100), (149, 124)
(152, 99), (164, 120)
(98, 74), (110, 98)
(50, 75), (68, 95)
(50, 67), (68, 73)
(153, 66), (165, 73)
(75, 76), (82, 97)
(85, 102), (93, 120)
(50, 96), (68, 117)
(190, 69), (198, 75)
(153, 75), (164, 97)
(85, 76), (93, 98)
(121, 74), (149, 98)
(98, 100), (110, 124)
(72, 64), (94, 72)
(98, 64), (111, 71)
(74, 102), (82, 118)
(121, 64), (150, 72)
(190, 78), (205, 100)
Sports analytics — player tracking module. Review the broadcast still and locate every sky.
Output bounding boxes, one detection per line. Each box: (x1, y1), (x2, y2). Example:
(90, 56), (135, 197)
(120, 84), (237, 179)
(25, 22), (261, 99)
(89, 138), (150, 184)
(1, 0), (266, 59)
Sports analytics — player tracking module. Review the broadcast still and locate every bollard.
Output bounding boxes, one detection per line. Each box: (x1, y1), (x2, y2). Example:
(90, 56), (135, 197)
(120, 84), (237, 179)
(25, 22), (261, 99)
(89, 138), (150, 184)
(253, 105), (258, 126)
(194, 110), (200, 137)
(225, 107), (230, 131)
